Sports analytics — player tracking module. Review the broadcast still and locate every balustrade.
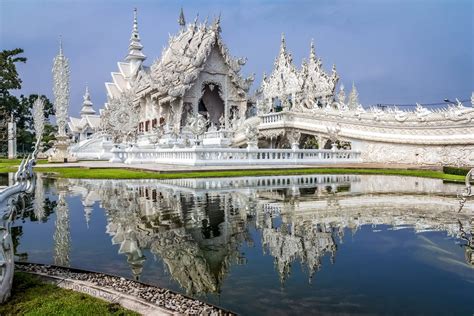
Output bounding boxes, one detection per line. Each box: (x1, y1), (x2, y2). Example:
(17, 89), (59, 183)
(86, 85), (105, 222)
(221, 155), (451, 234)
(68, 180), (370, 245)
(110, 145), (361, 166)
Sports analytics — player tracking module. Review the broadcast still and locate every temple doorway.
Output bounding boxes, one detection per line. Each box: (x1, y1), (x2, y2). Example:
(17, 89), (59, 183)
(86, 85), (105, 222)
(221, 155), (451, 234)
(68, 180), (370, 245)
(198, 83), (225, 126)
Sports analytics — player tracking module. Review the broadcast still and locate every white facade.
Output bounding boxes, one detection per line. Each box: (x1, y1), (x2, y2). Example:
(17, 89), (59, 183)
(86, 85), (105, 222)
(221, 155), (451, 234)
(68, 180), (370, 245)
(66, 8), (474, 167)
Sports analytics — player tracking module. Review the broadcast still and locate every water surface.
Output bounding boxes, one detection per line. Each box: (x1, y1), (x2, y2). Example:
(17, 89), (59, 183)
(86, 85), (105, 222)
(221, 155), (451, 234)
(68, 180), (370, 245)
(9, 173), (474, 315)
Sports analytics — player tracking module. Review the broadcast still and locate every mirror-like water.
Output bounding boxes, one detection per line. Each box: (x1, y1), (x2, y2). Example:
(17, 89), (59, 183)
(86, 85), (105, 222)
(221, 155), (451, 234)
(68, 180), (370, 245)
(7, 173), (474, 315)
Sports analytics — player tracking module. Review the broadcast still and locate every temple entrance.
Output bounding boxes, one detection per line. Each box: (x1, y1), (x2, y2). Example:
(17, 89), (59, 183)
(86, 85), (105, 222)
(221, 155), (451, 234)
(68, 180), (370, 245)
(198, 83), (225, 127)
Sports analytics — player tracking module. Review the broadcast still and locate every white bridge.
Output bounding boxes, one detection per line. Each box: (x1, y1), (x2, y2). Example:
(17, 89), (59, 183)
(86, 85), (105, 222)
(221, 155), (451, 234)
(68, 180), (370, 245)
(232, 103), (474, 166)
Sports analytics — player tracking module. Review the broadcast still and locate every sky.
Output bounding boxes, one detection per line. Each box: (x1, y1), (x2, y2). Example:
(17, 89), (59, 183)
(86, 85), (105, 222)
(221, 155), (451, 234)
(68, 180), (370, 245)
(1, 0), (473, 117)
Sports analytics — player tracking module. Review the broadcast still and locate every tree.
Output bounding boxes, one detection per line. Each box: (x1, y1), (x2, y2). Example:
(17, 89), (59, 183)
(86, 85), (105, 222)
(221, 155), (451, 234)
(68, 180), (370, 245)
(0, 48), (56, 155)
(0, 48), (27, 96)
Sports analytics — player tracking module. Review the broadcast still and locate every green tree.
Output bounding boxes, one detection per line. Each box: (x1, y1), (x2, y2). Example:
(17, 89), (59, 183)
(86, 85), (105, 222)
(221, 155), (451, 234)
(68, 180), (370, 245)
(0, 48), (55, 155)
(0, 48), (27, 96)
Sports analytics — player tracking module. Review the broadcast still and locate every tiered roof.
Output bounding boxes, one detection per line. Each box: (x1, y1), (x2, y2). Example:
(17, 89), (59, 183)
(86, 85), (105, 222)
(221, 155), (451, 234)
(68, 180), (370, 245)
(68, 86), (101, 134)
(135, 14), (253, 100)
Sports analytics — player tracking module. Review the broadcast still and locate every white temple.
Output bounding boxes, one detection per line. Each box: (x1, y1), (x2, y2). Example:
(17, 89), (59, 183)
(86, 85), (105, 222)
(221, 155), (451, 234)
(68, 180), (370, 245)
(68, 86), (101, 142)
(66, 8), (474, 167)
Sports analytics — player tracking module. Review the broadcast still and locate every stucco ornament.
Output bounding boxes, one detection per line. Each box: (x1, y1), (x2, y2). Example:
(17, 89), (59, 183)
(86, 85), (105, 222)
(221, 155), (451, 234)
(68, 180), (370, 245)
(186, 112), (208, 138)
(326, 124), (341, 143)
(286, 130), (301, 147)
(52, 39), (70, 137)
(337, 84), (346, 110)
(261, 34), (300, 110)
(101, 91), (139, 143)
(415, 103), (431, 121)
(245, 123), (259, 143)
(32, 97), (45, 156)
(299, 41), (338, 109)
(347, 83), (359, 110)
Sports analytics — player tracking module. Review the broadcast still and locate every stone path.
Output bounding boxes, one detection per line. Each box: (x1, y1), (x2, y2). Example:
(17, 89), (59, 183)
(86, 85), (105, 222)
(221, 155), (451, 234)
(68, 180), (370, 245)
(34, 161), (441, 173)
(17, 263), (234, 315)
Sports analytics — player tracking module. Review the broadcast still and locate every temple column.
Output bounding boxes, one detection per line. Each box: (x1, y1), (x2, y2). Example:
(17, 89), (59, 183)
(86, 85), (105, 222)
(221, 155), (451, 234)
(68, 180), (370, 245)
(7, 117), (16, 159)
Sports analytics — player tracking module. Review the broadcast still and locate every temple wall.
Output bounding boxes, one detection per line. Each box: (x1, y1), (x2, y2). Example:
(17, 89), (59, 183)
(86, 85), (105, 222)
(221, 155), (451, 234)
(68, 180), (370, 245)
(352, 140), (474, 166)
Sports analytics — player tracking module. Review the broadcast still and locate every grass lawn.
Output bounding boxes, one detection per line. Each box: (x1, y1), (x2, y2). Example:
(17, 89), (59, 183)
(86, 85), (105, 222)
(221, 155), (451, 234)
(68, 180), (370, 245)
(0, 272), (138, 316)
(0, 158), (469, 181)
(31, 166), (468, 182)
(0, 159), (48, 173)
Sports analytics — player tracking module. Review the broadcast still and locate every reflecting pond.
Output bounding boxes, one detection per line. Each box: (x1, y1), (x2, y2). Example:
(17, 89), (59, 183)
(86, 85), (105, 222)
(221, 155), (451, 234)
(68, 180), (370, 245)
(6, 173), (474, 315)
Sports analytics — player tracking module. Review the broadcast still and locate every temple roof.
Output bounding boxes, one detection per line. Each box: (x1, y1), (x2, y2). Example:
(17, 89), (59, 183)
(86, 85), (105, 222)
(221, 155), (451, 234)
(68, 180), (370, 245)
(80, 85), (96, 116)
(136, 14), (253, 99)
(68, 114), (101, 133)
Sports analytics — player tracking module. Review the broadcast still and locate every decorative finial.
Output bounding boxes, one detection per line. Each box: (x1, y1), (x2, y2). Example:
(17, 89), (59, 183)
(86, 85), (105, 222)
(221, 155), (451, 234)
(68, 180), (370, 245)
(279, 33), (286, 55)
(84, 84), (91, 102)
(133, 8), (138, 33)
(126, 7), (146, 64)
(178, 7), (186, 28)
(59, 35), (63, 56)
(80, 83), (95, 116)
(310, 39), (316, 61)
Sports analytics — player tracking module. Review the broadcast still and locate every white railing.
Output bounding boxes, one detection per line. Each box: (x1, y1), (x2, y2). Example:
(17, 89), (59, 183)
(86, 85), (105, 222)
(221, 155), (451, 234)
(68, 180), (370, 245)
(261, 112), (286, 124)
(110, 146), (361, 166)
(203, 129), (234, 139)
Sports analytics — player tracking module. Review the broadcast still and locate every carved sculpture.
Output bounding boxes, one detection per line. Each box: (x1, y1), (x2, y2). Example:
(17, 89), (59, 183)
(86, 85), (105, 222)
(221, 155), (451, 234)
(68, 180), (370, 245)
(101, 91), (139, 143)
(49, 39), (77, 162)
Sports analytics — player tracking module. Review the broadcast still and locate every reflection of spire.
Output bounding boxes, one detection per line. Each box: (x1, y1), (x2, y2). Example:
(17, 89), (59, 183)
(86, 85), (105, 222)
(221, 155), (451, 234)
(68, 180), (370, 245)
(83, 206), (92, 229)
(33, 176), (45, 221)
(53, 191), (70, 267)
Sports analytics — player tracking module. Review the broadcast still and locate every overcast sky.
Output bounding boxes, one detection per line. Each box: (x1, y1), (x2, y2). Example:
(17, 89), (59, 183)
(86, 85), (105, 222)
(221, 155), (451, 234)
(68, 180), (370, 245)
(1, 0), (472, 116)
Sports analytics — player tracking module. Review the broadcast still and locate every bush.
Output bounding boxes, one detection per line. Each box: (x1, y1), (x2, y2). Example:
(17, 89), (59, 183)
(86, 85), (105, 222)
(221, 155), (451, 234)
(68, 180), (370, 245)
(443, 166), (470, 176)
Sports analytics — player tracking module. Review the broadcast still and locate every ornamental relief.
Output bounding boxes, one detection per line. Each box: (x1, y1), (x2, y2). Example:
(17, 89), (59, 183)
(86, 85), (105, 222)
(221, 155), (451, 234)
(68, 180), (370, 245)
(361, 143), (474, 166)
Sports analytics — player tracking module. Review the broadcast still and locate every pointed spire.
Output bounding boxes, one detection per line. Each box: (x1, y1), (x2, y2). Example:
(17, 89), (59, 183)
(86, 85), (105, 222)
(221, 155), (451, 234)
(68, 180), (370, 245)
(126, 8), (146, 65)
(214, 12), (222, 32)
(280, 33), (286, 54)
(348, 82), (359, 110)
(309, 39), (316, 63)
(178, 7), (186, 28)
(80, 84), (96, 117)
(58, 35), (63, 56)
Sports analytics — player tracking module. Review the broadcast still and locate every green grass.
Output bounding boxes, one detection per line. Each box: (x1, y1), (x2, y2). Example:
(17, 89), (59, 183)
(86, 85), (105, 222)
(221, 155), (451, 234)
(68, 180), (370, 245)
(1, 157), (469, 182)
(0, 159), (48, 173)
(0, 272), (138, 316)
(32, 166), (468, 182)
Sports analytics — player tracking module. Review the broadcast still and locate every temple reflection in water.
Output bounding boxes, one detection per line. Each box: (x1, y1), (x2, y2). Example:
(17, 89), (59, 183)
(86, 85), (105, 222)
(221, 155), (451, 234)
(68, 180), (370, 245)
(56, 174), (474, 295)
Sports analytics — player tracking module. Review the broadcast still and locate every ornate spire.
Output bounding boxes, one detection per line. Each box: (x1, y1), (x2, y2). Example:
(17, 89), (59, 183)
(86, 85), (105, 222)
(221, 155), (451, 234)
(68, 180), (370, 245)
(59, 35), (63, 56)
(178, 7), (186, 28)
(80, 84), (96, 117)
(52, 37), (70, 137)
(125, 8), (146, 65)
(309, 39), (316, 63)
(347, 82), (359, 110)
(280, 33), (287, 55)
(214, 13), (222, 33)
